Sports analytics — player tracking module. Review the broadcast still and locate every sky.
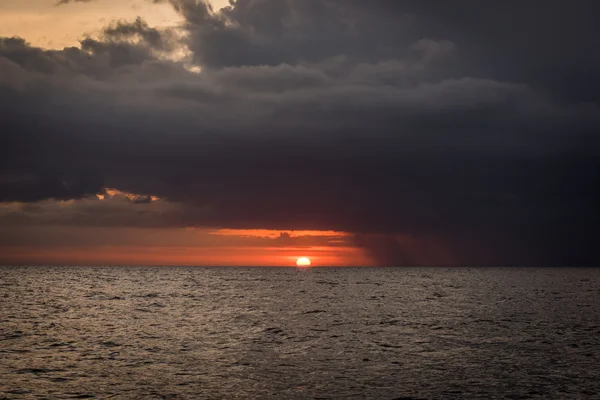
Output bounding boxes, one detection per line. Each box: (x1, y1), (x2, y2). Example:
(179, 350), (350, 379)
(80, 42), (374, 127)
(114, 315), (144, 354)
(0, 0), (599, 267)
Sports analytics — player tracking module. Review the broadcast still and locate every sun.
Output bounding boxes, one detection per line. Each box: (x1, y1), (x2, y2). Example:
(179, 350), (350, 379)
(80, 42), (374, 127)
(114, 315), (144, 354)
(296, 257), (311, 267)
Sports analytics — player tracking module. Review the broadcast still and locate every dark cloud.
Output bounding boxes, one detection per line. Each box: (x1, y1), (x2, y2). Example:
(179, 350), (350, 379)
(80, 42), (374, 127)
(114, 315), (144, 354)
(166, 0), (600, 101)
(168, 0), (421, 68)
(102, 17), (176, 52)
(1, 0), (599, 266)
(0, 173), (103, 203)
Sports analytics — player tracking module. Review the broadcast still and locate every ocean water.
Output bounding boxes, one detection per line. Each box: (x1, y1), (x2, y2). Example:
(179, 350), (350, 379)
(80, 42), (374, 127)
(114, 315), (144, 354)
(1, 267), (599, 400)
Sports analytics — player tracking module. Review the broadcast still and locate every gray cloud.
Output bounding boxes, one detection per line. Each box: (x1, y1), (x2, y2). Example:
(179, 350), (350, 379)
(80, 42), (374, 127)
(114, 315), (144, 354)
(101, 17), (177, 52)
(1, 1), (599, 266)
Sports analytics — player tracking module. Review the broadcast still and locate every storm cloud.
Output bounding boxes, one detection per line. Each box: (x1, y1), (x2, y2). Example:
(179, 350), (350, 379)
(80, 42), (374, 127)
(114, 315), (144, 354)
(1, 0), (599, 266)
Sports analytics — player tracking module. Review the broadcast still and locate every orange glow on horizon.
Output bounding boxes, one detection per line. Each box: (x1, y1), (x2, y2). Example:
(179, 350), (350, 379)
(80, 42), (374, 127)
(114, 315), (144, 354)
(0, 245), (371, 267)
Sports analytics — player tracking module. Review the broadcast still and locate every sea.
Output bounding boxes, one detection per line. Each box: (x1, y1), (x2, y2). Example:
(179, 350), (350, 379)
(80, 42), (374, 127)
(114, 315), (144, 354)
(1, 266), (599, 399)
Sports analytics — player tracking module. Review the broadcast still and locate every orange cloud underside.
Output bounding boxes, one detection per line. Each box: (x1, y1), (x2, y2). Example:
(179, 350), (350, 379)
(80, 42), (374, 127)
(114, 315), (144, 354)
(0, 245), (370, 267)
(211, 229), (351, 239)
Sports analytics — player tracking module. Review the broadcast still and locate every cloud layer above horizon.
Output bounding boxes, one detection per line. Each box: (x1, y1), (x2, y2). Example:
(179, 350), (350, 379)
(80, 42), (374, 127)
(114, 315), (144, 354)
(1, 0), (599, 266)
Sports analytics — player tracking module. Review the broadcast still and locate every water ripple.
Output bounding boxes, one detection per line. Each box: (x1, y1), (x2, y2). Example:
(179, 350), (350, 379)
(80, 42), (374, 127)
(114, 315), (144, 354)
(1, 266), (599, 399)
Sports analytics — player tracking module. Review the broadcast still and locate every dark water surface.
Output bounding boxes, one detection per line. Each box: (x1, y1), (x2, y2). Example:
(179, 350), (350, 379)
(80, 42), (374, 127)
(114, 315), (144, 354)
(1, 267), (599, 399)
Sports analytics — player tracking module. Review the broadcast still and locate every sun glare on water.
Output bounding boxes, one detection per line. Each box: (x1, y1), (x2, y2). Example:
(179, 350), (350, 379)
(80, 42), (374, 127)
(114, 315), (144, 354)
(296, 257), (311, 267)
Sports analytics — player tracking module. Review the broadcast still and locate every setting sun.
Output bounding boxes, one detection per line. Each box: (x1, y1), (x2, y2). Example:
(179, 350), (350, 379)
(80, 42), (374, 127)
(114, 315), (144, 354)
(296, 257), (311, 267)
